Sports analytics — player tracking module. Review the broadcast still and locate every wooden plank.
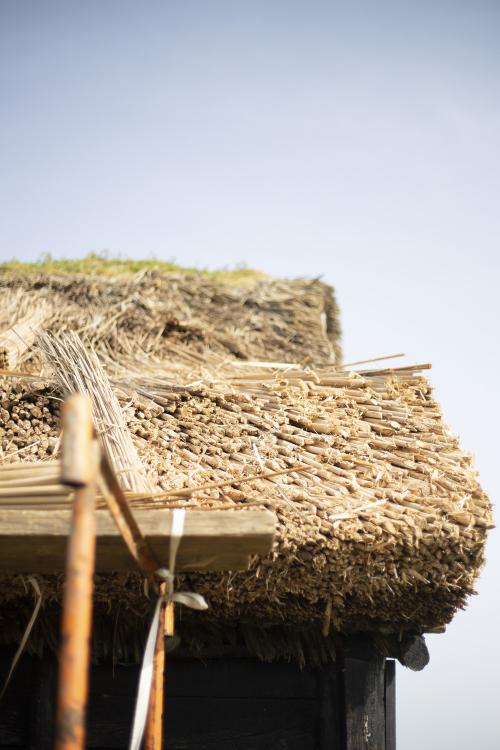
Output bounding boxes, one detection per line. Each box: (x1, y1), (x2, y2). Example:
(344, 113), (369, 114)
(86, 696), (318, 750)
(2, 654), (321, 750)
(28, 655), (57, 750)
(85, 658), (319, 749)
(384, 660), (396, 750)
(343, 638), (386, 750)
(0, 508), (276, 572)
(0, 648), (33, 746)
(88, 658), (318, 700)
(317, 662), (341, 750)
(0, 705), (22, 747)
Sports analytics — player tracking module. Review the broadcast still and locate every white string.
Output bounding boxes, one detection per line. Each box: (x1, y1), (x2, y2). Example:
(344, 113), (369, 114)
(129, 509), (207, 750)
(128, 598), (162, 750)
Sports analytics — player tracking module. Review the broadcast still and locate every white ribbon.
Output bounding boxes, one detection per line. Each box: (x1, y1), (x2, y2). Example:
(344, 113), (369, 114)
(129, 509), (208, 750)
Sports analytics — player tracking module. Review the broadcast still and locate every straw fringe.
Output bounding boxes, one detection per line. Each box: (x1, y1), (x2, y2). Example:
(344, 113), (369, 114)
(37, 331), (152, 493)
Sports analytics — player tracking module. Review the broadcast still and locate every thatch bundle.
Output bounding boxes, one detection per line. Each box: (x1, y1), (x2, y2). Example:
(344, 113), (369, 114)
(0, 269), (341, 367)
(0, 290), (51, 369)
(0, 267), (492, 662)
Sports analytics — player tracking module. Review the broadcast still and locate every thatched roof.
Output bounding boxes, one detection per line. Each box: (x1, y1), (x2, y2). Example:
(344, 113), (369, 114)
(0, 267), (492, 663)
(0, 268), (341, 367)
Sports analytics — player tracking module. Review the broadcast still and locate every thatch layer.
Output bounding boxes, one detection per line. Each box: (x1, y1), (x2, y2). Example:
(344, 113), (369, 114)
(0, 290), (50, 369)
(0, 269), (492, 658)
(0, 270), (341, 366)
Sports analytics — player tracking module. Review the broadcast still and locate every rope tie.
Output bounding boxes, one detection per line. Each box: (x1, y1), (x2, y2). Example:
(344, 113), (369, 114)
(129, 509), (208, 750)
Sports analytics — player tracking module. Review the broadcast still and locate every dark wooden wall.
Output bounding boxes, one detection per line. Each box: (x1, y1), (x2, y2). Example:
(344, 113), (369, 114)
(0, 641), (396, 750)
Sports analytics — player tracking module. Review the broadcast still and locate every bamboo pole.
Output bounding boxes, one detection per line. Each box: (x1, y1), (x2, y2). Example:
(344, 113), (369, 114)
(144, 587), (168, 750)
(54, 395), (97, 750)
(100, 448), (166, 749)
(99, 451), (159, 579)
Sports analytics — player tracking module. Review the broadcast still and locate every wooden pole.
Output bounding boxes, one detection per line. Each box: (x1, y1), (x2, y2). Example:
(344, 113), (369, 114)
(99, 452), (159, 579)
(144, 588), (168, 750)
(384, 660), (396, 750)
(143, 599), (174, 750)
(54, 395), (97, 750)
(60, 395), (94, 488)
(342, 637), (386, 750)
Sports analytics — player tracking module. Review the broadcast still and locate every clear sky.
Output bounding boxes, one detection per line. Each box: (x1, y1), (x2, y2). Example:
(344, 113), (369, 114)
(1, 2), (499, 747)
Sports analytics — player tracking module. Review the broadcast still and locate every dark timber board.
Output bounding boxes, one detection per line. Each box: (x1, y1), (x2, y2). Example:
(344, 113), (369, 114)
(343, 638), (387, 749)
(0, 642), (396, 750)
(318, 662), (342, 749)
(86, 697), (318, 750)
(88, 658), (318, 699)
(86, 658), (319, 749)
(0, 654), (33, 747)
(384, 660), (396, 750)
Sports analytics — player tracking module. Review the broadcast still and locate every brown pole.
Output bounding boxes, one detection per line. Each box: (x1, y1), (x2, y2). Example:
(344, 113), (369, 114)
(143, 600), (174, 750)
(54, 395), (97, 750)
(99, 452), (159, 580)
(144, 588), (167, 750)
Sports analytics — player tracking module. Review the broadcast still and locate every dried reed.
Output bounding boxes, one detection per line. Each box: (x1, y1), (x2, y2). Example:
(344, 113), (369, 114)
(37, 332), (152, 492)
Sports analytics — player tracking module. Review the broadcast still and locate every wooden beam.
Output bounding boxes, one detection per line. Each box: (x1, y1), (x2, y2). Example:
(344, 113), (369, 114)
(342, 638), (386, 750)
(0, 508), (276, 572)
(398, 634), (429, 671)
(384, 660), (396, 750)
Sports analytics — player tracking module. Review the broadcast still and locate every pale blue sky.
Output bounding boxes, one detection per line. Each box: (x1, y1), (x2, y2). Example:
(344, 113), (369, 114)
(1, 2), (499, 747)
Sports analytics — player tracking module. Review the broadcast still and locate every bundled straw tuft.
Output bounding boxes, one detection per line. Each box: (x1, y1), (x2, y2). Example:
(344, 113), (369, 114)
(36, 331), (152, 493)
(0, 298), (51, 369)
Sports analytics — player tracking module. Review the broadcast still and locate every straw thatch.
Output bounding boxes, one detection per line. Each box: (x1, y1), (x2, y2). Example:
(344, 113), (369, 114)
(0, 270), (341, 367)
(0, 268), (492, 663)
(0, 291), (51, 369)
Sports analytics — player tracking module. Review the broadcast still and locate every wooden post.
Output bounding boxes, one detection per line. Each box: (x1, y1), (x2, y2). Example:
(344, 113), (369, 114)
(144, 591), (167, 750)
(384, 660), (396, 750)
(54, 395), (97, 750)
(60, 395), (94, 488)
(342, 637), (387, 750)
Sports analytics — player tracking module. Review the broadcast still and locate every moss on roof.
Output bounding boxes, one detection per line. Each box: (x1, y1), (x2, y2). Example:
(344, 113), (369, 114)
(0, 252), (266, 286)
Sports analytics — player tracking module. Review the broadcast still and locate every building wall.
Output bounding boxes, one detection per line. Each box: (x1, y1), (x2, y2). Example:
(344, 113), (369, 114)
(0, 642), (395, 750)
